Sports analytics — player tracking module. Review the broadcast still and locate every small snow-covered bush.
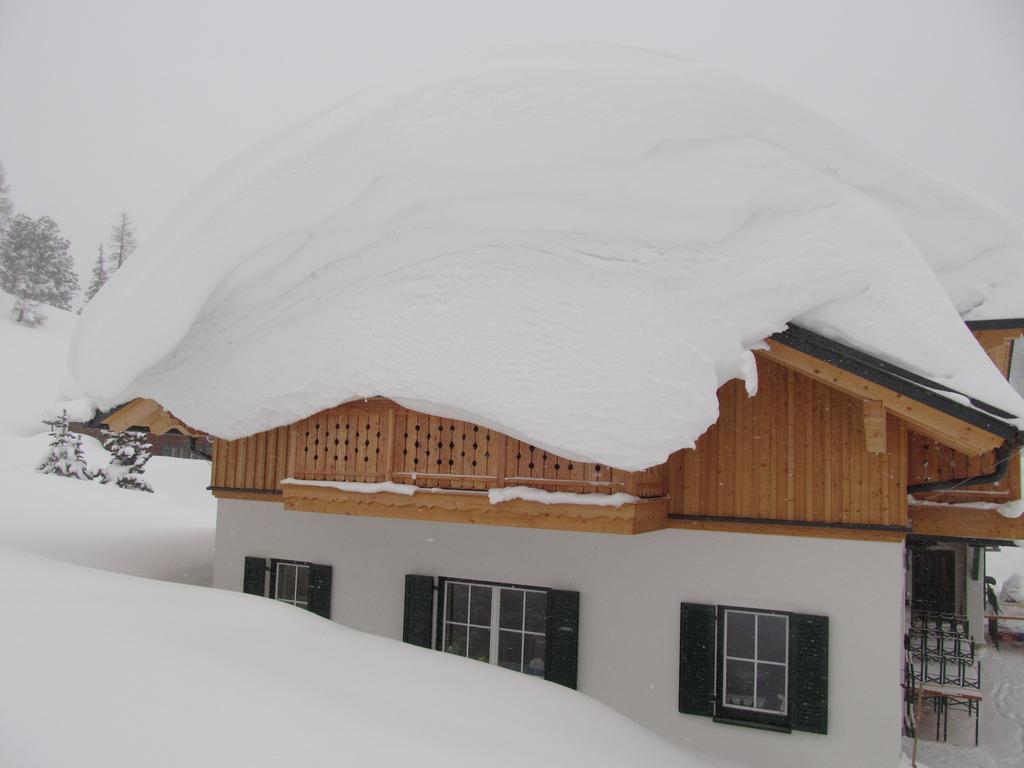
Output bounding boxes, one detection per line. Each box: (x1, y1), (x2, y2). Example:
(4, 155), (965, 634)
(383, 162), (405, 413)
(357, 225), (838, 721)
(98, 430), (153, 492)
(12, 297), (45, 327)
(36, 410), (92, 480)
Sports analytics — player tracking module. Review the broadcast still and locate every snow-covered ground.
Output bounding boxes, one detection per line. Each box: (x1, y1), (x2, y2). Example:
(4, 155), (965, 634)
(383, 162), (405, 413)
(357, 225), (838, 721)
(0, 547), (707, 768)
(0, 290), (215, 583)
(0, 293), (726, 766)
(903, 644), (1024, 768)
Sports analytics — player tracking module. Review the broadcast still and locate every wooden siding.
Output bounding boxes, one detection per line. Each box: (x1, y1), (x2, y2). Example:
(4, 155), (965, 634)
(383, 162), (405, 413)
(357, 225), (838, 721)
(211, 400), (668, 499)
(907, 325), (1022, 505)
(211, 425), (290, 493)
(667, 357), (909, 528)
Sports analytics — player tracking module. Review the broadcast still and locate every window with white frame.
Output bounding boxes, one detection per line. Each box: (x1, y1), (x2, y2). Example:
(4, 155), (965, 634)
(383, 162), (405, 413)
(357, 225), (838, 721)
(273, 560), (311, 609)
(441, 580), (547, 677)
(722, 609), (788, 715)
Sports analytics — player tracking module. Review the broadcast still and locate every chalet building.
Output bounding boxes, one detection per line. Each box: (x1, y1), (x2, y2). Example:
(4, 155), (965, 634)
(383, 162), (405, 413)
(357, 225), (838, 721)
(187, 321), (1024, 768)
(67, 45), (1024, 768)
(73, 399), (213, 460)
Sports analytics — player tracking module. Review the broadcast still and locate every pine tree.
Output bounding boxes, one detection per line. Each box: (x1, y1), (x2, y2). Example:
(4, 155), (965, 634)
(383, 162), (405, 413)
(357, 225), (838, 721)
(37, 410), (93, 480)
(85, 243), (108, 302)
(106, 212), (137, 272)
(0, 214), (79, 323)
(0, 160), (12, 236)
(99, 429), (154, 492)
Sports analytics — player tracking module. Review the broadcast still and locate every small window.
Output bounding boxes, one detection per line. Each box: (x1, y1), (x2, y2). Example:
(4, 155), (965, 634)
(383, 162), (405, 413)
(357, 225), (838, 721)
(679, 602), (828, 734)
(721, 610), (788, 715)
(441, 580), (547, 677)
(273, 560), (311, 609)
(242, 556), (332, 619)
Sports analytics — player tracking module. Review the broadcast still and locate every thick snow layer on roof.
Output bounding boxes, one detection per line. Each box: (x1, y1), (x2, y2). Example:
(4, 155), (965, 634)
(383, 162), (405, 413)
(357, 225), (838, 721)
(71, 44), (1024, 470)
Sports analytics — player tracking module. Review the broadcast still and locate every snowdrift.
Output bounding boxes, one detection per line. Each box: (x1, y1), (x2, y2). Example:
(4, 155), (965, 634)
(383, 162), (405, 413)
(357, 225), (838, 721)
(0, 547), (716, 768)
(71, 44), (1024, 469)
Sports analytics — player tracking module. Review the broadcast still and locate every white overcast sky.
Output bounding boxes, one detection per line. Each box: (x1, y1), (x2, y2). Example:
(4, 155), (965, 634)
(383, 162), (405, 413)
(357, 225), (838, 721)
(1, 0), (1023, 286)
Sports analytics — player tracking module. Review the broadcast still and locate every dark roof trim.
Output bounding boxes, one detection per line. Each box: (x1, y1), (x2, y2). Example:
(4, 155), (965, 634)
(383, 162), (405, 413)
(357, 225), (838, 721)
(965, 318), (1024, 331)
(771, 325), (1022, 443)
(83, 401), (129, 429)
(908, 534), (1018, 548)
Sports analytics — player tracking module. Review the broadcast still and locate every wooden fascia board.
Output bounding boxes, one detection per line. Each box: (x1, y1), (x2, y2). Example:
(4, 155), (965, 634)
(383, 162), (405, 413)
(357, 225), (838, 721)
(909, 504), (1024, 541)
(757, 341), (1005, 456)
(281, 483), (669, 535)
(667, 517), (906, 543)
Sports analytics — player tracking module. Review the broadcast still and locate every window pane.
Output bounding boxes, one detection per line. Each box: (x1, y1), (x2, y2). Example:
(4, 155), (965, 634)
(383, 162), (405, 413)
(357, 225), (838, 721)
(524, 591), (546, 634)
(447, 582), (468, 623)
(498, 630), (522, 671)
(469, 585), (492, 626)
(468, 626), (491, 662)
(725, 660), (755, 708)
(275, 564), (295, 602)
(295, 565), (310, 605)
(523, 634), (546, 677)
(757, 614), (787, 663)
(499, 588), (524, 630)
(726, 612), (755, 659)
(756, 663), (787, 714)
(444, 623), (467, 657)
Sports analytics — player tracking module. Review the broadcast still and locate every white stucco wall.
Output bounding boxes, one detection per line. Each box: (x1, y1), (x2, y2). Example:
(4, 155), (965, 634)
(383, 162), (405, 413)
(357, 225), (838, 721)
(214, 499), (905, 768)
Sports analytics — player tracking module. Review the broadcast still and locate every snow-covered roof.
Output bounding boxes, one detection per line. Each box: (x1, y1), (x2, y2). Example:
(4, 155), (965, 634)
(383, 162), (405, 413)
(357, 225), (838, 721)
(71, 44), (1024, 470)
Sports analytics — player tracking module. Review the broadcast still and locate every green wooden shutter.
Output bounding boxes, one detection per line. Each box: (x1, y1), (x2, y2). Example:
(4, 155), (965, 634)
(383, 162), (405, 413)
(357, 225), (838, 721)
(403, 574), (435, 648)
(679, 603), (717, 717)
(544, 589), (580, 689)
(243, 556), (266, 596)
(788, 613), (829, 734)
(307, 564), (333, 619)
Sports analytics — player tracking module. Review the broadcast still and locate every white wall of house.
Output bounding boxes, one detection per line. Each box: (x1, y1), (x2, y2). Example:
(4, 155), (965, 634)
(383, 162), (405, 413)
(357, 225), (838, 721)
(214, 499), (905, 768)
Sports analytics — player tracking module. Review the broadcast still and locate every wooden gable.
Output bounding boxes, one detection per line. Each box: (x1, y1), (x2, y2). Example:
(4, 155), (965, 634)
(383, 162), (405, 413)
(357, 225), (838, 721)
(99, 398), (205, 437)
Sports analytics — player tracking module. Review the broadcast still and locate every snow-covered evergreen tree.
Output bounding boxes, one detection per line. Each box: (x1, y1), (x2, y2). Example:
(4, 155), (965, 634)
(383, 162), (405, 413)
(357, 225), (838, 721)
(85, 243), (108, 303)
(99, 429), (154, 492)
(37, 410), (93, 480)
(0, 214), (79, 323)
(106, 212), (137, 272)
(0, 159), (12, 236)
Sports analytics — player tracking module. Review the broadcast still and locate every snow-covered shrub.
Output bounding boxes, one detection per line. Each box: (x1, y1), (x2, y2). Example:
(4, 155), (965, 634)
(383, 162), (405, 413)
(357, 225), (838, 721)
(36, 410), (92, 480)
(98, 429), (153, 492)
(1001, 573), (1023, 605)
(11, 297), (44, 327)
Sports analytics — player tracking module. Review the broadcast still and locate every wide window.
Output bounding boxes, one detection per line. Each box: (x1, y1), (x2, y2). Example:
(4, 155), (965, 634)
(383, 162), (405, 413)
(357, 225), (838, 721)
(402, 574), (579, 689)
(721, 609), (788, 715)
(441, 580), (547, 676)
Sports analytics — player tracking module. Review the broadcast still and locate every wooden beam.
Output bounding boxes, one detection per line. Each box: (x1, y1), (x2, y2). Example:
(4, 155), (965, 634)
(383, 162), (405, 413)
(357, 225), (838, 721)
(909, 504), (1024, 541)
(758, 342), (1004, 456)
(667, 517), (906, 543)
(863, 399), (886, 454)
(281, 483), (668, 535)
(212, 488), (284, 502)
